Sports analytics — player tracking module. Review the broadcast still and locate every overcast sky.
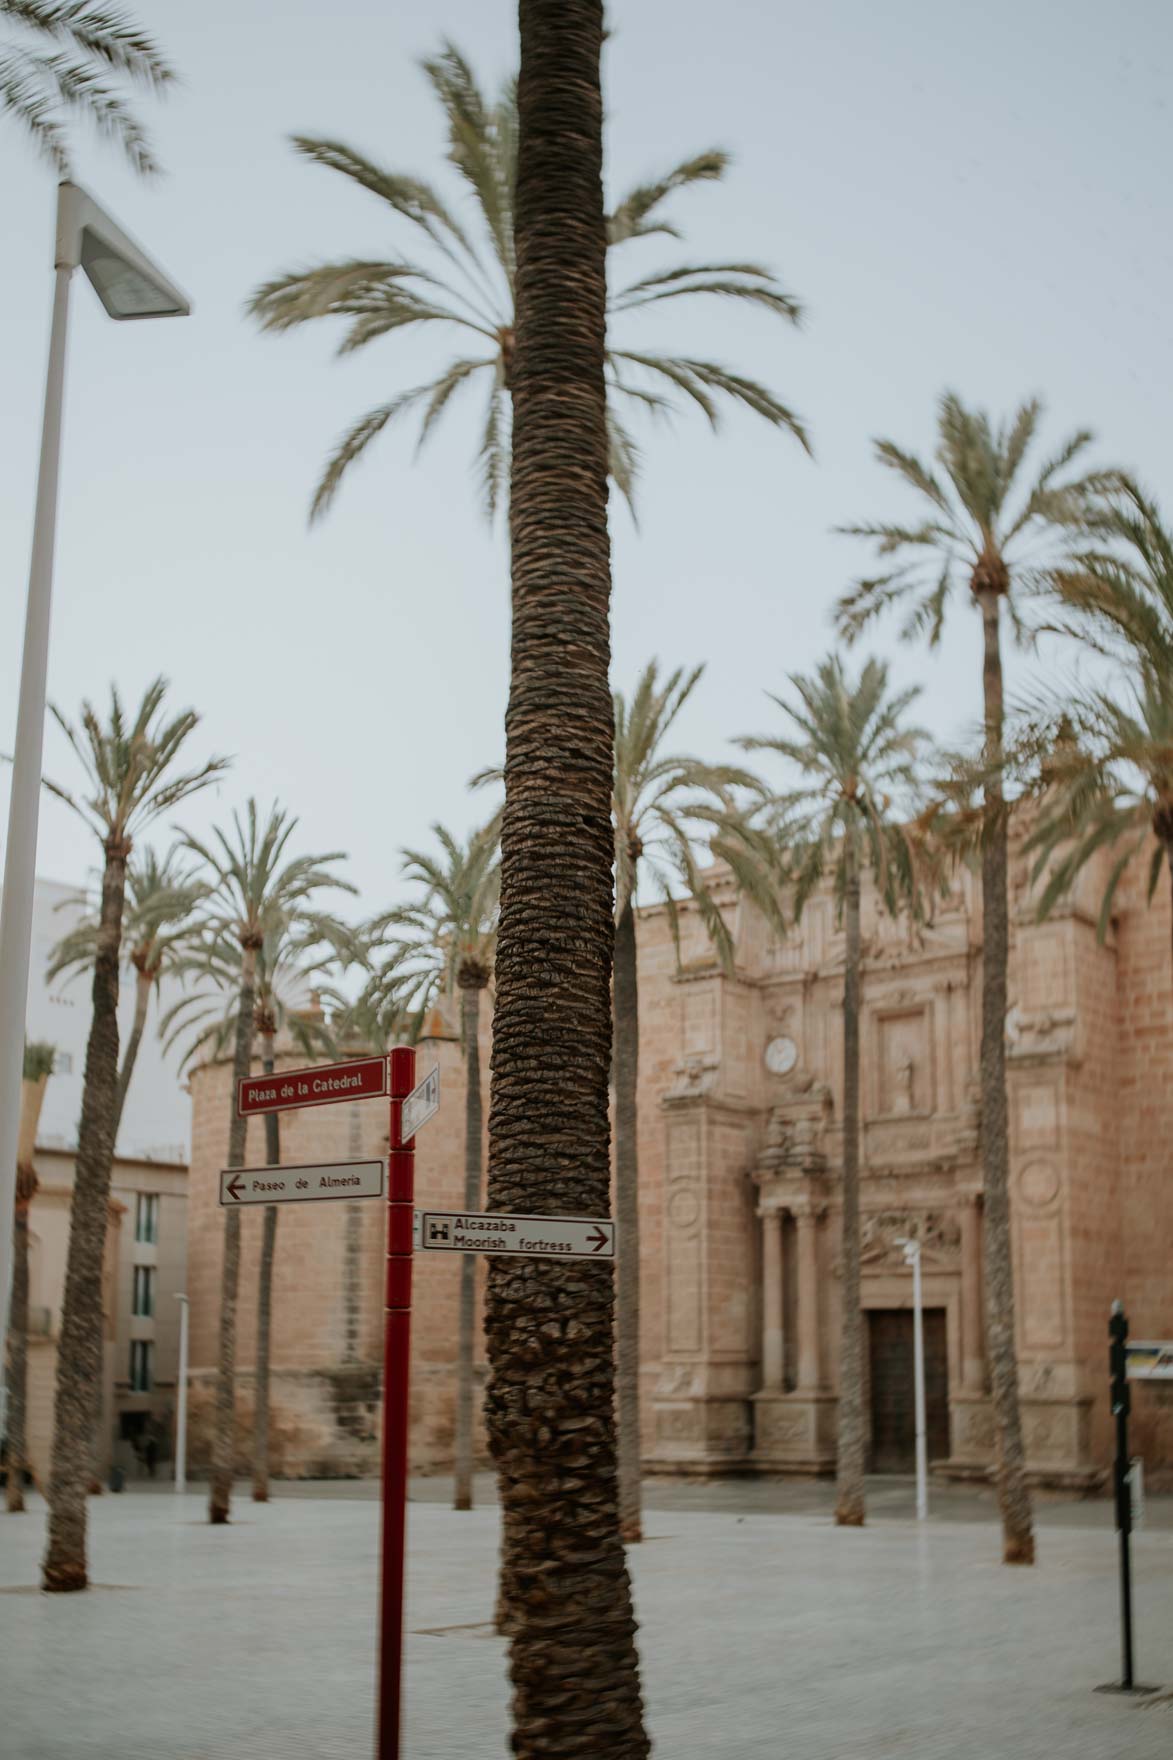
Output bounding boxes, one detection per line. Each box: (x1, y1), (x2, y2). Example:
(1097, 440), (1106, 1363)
(3, 0), (1171, 921)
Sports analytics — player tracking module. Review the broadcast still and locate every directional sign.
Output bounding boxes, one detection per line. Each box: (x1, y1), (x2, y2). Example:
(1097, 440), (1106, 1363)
(400, 1066), (440, 1142)
(1126, 1341), (1173, 1381)
(219, 1159), (384, 1208)
(415, 1209), (616, 1261)
(237, 1054), (387, 1118)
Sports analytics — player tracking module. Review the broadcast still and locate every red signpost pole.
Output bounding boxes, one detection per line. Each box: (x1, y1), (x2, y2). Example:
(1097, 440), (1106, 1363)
(378, 1045), (416, 1760)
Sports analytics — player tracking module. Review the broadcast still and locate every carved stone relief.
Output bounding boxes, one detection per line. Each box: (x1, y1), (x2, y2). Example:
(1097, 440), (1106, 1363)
(1017, 1161), (1061, 1210)
(859, 1209), (961, 1267)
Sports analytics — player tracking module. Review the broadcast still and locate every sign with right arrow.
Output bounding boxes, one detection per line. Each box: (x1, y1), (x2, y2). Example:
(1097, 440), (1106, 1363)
(415, 1209), (616, 1261)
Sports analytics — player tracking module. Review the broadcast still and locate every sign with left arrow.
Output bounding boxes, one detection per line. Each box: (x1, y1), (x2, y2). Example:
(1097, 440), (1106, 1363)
(219, 1159), (385, 1208)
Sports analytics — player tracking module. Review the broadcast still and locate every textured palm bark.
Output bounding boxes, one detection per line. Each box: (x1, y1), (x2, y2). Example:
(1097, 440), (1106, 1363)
(6, 1075), (48, 1513)
(613, 899), (642, 1544)
(112, 967), (152, 1139)
(253, 1033), (280, 1504)
(43, 840), (128, 1590)
(977, 589), (1035, 1566)
(454, 977), (485, 1512)
(485, 4), (650, 1752)
(208, 948), (257, 1525)
(835, 843), (867, 1527)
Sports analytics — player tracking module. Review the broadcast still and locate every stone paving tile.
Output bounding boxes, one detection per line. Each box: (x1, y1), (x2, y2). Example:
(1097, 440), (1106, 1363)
(0, 1490), (1169, 1759)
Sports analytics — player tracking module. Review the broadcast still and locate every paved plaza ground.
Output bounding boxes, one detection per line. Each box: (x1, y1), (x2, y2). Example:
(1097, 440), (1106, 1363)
(1, 1479), (1170, 1759)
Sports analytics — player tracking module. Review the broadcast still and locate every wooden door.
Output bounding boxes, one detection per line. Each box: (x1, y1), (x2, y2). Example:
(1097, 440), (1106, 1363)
(867, 1308), (950, 1472)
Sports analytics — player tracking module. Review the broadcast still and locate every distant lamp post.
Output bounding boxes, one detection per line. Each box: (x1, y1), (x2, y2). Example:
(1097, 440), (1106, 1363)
(0, 182), (189, 1352)
(895, 1235), (928, 1521)
(175, 1294), (190, 1497)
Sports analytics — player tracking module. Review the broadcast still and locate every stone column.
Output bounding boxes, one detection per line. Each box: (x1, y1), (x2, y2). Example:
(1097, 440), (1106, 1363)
(960, 1194), (985, 1391)
(795, 1207), (822, 1391)
(760, 1209), (784, 1391)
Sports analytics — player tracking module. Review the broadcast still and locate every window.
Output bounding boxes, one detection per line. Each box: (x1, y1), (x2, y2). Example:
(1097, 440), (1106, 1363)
(134, 1193), (159, 1245)
(132, 1265), (155, 1318)
(55, 1051), (72, 1074)
(129, 1340), (152, 1393)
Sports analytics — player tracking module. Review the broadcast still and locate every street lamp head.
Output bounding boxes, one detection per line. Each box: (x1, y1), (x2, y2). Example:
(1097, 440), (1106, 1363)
(893, 1235), (920, 1266)
(56, 181), (190, 320)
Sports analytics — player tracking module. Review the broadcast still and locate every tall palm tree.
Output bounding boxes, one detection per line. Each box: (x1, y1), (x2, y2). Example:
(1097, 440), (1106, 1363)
(40, 680), (225, 1591)
(359, 820), (499, 1512)
(165, 919), (337, 1502)
(485, 5), (649, 1752)
(740, 656), (928, 1527)
(247, 40), (808, 524)
(5, 1040), (55, 1513)
(1024, 478), (1173, 961)
(175, 802), (352, 1525)
(835, 393), (1103, 1566)
(1, 0), (173, 175)
(610, 660), (784, 1542)
(47, 848), (206, 1142)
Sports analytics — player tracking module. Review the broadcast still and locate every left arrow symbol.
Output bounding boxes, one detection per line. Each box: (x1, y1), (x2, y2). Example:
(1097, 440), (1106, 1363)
(226, 1174), (245, 1201)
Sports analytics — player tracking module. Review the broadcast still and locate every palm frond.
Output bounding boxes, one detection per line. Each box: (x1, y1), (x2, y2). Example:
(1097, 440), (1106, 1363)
(607, 150), (728, 245)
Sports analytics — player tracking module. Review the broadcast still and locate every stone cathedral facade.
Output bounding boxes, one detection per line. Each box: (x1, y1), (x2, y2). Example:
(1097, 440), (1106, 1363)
(183, 828), (1173, 1485)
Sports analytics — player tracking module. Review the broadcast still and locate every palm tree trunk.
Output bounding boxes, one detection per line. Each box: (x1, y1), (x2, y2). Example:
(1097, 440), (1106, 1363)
(485, 5), (650, 1751)
(208, 948), (257, 1525)
(613, 897), (642, 1544)
(977, 588), (1034, 1566)
(454, 978), (485, 1511)
(43, 838), (129, 1590)
(6, 1073), (49, 1514)
(835, 838), (867, 1527)
(5, 1201), (33, 1513)
(112, 968), (152, 1139)
(253, 1032), (280, 1504)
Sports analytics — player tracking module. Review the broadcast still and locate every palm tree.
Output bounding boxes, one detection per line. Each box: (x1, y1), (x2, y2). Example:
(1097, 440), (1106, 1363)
(740, 656), (928, 1527)
(610, 660), (783, 1542)
(47, 848), (206, 1143)
(247, 40), (808, 524)
(40, 680), (225, 1591)
(359, 821), (499, 1512)
(485, 6), (649, 1751)
(5, 1041), (55, 1512)
(174, 802), (352, 1525)
(835, 393), (1104, 1566)
(164, 917), (338, 1502)
(1, 0), (173, 175)
(1024, 478), (1173, 960)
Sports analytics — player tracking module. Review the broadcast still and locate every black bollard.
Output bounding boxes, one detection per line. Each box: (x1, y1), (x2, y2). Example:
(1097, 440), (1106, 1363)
(1095, 1302), (1159, 1697)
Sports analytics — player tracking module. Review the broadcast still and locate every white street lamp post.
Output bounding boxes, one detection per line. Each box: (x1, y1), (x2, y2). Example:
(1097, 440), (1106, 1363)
(175, 1293), (190, 1497)
(896, 1236), (928, 1521)
(0, 183), (189, 1375)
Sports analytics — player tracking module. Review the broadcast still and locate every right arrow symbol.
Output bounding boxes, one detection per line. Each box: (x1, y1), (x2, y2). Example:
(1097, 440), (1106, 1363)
(587, 1225), (610, 1254)
(226, 1173), (245, 1201)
